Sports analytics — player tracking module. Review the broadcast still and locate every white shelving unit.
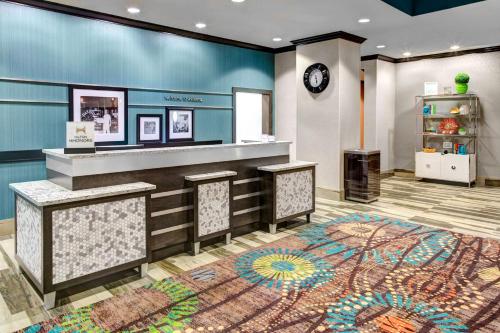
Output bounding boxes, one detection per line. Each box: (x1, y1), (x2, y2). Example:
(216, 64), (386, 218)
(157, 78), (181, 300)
(415, 94), (479, 186)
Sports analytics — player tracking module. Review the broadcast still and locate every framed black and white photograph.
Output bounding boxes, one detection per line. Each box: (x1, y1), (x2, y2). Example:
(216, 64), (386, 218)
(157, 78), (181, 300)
(136, 114), (163, 144)
(167, 108), (194, 141)
(69, 85), (128, 145)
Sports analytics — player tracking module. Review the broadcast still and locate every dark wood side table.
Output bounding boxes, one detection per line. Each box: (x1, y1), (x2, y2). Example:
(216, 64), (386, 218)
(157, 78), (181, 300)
(258, 161), (317, 234)
(344, 149), (381, 203)
(185, 171), (237, 255)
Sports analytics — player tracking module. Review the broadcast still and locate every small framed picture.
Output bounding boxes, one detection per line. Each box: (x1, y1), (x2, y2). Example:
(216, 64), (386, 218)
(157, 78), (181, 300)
(167, 108), (194, 141)
(424, 82), (438, 96)
(136, 114), (163, 144)
(443, 141), (453, 149)
(69, 85), (128, 145)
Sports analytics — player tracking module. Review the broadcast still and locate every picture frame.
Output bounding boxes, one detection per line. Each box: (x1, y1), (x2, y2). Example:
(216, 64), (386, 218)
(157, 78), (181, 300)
(166, 107), (194, 142)
(136, 114), (163, 144)
(69, 85), (128, 145)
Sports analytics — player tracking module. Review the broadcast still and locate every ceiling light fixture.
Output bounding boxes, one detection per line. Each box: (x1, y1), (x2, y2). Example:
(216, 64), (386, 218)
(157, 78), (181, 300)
(127, 7), (140, 14)
(232, 0), (246, 2)
(195, 22), (207, 29)
(450, 45), (460, 50)
(403, 51), (411, 57)
(358, 18), (370, 23)
(272, 37), (282, 42)
(376, 45), (386, 49)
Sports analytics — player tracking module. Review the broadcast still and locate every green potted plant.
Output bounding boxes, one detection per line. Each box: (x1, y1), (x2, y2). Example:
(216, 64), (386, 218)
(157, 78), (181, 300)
(455, 72), (470, 94)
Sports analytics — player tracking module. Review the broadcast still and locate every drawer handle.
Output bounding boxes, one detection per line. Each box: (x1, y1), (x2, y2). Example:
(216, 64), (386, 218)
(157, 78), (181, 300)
(451, 165), (456, 170)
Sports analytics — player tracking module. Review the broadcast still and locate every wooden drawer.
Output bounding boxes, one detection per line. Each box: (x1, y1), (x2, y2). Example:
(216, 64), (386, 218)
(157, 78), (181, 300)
(415, 152), (441, 179)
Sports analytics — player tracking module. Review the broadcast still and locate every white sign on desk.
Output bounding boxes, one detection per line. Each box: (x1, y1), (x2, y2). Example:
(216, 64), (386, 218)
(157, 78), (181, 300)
(66, 122), (95, 148)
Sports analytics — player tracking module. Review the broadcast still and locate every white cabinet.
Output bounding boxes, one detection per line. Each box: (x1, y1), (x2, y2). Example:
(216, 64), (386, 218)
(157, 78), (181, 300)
(415, 152), (441, 179)
(415, 152), (476, 184)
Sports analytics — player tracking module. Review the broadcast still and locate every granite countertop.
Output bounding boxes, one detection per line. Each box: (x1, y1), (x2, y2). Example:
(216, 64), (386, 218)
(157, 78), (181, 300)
(257, 160), (318, 172)
(185, 171), (237, 182)
(43, 141), (291, 160)
(9, 180), (156, 207)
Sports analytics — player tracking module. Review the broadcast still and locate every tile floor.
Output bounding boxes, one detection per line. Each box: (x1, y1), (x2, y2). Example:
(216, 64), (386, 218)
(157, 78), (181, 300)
(0, 176), (499, 332)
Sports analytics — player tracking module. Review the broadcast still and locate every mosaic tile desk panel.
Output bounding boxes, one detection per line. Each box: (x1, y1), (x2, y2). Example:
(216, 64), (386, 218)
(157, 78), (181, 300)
(276, 169), (313, 219)
(52, 196), (147, 284)
(15, 196), (42, 284)
(197, 180), (230, 237)
(20, 213), (500, 332)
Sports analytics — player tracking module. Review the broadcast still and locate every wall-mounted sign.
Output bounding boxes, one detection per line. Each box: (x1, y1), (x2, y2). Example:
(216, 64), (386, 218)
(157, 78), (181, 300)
(66, 121), (95, 148)
(164, 96), (204, 103)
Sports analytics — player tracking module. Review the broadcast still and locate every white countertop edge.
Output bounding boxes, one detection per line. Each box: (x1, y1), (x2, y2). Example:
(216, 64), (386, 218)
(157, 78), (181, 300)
(185, 171), (237, 182)
(257, 160), (318, 172)
(9, 180), (156, 207)
(43, 141), (291, 160)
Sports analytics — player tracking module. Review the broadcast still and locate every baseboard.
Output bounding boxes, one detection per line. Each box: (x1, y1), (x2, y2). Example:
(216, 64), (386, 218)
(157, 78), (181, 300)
(393, 169), (416, 178)
(316, 187), (344, 201)
(478, 176), (500, 187)
(0, 218), (14, 236)
(381, 170), (395, 179)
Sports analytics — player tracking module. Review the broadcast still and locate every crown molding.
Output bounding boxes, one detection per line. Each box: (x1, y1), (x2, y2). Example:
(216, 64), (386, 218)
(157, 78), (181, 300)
(363, 45), (500, 64)
(291, 31), (367, 46)
(4, 0), (275, 53)
(4, 0), (500, 61)
(397, 45), (500, 63)
(273, 45), (297, 54)
(361, 54), (397, 63)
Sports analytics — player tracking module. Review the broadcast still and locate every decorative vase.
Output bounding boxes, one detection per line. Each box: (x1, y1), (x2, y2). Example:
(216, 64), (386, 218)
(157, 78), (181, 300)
(456, 83), (468, 94)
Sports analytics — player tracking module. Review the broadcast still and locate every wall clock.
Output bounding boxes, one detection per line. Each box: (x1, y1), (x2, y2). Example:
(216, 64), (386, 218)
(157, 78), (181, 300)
(303, 63), (330, 93)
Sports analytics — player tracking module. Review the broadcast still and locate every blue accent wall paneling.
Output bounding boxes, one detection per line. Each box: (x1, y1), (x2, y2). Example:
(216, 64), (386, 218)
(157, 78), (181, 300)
(0, 1), (275, 220)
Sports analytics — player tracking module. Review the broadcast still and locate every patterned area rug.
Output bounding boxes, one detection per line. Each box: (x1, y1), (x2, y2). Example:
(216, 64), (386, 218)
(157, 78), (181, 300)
(22, 213), (500, 332)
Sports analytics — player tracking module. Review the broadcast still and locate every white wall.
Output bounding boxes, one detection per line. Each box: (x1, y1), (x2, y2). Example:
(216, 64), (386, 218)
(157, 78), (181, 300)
(276, 50), (500, 184)
(275, 51), (297, 159)
(361, 59), (396, 172)
(235, 92), (263, 143)
(376, 60), (396, 172)
(395, 52), (500, 179)
(296, 39), (360, 192)
(362, 60), (377, 149)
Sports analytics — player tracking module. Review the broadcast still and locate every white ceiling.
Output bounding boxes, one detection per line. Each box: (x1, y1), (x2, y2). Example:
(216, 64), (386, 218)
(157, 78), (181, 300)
(48, 0), (500, 57)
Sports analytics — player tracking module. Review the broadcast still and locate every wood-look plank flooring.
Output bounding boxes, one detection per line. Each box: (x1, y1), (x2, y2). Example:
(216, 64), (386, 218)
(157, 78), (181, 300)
(0, 176), (498, 332)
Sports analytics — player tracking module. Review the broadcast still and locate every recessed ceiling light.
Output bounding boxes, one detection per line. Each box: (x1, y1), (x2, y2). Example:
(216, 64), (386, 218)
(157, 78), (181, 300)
(358, 18), (370, 23)
(403, 51), (411, 57)
(195, 22), (207, 29)
(450, 45), (460, 50)
(127, 7), (140, 14)
(376, 45), (386, 49)
(272, 37), (282, 42)
(232, 0), (246, 2)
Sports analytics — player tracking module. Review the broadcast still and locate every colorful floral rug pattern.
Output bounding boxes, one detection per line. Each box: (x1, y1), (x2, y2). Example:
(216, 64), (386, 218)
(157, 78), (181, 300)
(22, 214), (500, 332)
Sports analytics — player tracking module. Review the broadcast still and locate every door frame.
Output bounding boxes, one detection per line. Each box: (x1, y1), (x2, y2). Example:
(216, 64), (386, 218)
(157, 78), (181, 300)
(232, 87), (273, 143)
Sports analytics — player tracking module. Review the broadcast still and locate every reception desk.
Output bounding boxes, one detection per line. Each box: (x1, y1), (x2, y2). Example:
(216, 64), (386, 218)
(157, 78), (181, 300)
(43, 142), (291, 261)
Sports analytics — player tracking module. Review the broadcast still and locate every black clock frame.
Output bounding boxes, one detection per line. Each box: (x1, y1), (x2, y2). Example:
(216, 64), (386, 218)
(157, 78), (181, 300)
(303, 63), (330, 93)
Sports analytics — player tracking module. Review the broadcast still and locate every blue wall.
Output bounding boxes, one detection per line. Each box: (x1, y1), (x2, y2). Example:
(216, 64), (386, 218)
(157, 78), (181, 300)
(0, 1), (275, 220)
